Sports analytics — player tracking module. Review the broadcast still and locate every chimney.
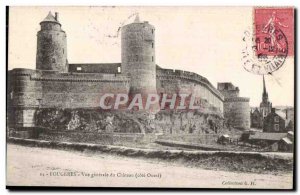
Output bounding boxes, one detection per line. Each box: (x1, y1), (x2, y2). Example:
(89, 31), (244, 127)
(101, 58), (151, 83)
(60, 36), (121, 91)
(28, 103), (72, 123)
(55, 12), (59, 21)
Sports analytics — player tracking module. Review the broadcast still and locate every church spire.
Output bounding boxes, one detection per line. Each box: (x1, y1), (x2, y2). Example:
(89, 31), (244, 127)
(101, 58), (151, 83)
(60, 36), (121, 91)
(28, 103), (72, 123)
(260, 75), (272, 117)
(263, 75), (266, 94)
(262, 75), (268, 102)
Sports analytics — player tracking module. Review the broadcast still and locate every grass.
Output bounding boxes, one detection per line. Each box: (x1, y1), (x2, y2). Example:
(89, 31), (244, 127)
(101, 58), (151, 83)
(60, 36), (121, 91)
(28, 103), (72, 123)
(8, 137), (293, 175)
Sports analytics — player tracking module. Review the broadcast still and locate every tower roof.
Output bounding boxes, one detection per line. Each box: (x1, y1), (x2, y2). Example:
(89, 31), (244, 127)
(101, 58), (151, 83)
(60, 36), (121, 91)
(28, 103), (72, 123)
(40, 12), (60, 25)
(263, 75), (267, 96)
(134, 13), (140, 23)
(261, 74), (271, 106)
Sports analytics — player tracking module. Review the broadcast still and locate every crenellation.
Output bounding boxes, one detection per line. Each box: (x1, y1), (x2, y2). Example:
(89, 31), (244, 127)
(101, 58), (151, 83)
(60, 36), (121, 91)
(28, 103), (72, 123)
(157, 70), (224, 102)
(225, 97), (250, 102)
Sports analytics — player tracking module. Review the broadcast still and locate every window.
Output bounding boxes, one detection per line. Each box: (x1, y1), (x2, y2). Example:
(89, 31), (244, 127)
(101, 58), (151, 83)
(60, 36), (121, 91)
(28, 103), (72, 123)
(274, 124), (279, 131)
(76, 67), (82, 71)
(63, 49), (64, 54)
(274, 116), (279, 122)
(117, 67), (121, 73)
(152, 29), (154, 34)
(152, 56), (154, 62)
(152, 42), (154, 48)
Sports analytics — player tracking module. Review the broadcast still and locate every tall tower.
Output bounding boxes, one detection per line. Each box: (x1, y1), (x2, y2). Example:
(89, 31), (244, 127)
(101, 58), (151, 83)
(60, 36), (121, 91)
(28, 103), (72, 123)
(36, 12), (67, 72)
(121, 14), (157, 97)
(262, 75), (268, 102)
(260, 75), (272, 117)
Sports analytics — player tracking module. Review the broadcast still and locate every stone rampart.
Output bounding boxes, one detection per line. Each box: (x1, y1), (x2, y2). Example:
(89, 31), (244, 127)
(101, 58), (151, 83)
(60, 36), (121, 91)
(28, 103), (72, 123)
(223, 97), (250, 130)
(157, 68), (224, 101)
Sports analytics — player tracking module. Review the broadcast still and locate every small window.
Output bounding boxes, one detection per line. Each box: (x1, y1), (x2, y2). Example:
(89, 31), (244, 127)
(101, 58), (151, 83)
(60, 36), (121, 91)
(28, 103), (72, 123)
(136, 55), (138, 62)
(76, 67), (82, 71)
(63, 49), (64, 54)
(152, 29), (154, 34)
(152, 42), (154, 48)
(117, 67), (121, 73)
(274, 116), (279, 122)
(274, 124), (279, 131)
(152, 56), (154, 62)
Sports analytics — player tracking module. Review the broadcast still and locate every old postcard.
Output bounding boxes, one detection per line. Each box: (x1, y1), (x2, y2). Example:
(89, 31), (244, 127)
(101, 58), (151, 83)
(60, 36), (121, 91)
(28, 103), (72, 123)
(6, 6), (295, 189)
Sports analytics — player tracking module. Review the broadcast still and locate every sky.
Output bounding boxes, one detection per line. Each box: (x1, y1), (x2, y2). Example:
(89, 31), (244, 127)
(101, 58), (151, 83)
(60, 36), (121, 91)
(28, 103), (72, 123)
(8, 6), (294, 107)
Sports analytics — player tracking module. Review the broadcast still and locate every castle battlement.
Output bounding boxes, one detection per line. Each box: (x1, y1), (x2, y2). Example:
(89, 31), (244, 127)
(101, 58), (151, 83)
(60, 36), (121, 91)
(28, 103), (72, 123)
(157, 68), (224, 101)
(10, 68), (130, 83)
(31, 77), (129, 83)
(10, 68), (39, 76)
(225, 97), (250, 102)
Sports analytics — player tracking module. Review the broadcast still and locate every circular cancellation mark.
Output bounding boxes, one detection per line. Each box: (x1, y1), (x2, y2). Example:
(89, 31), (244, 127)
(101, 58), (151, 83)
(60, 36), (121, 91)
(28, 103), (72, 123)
(242, 28), (288, 75)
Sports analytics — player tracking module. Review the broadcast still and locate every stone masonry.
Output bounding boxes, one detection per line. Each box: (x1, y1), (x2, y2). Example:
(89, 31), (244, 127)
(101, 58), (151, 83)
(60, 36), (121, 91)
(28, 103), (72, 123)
(7, 12), (250, 133)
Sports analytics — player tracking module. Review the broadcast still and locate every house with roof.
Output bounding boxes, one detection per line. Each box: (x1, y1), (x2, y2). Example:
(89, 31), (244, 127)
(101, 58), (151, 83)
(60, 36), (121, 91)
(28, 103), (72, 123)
(250, 108), (263, 129)
(248, 132), (287, 151)
(278, 131), (294, 152)
(247, 131), (293, 152)
(263, 108), (286, 133)
(217, 134), (230, 144)
(278, 137), (293, 152)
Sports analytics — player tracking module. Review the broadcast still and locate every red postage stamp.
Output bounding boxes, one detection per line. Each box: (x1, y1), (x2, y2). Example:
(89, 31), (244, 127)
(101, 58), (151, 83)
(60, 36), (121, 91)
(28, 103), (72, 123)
(254, 7), (294, 57)
(242, 7), (294, 75)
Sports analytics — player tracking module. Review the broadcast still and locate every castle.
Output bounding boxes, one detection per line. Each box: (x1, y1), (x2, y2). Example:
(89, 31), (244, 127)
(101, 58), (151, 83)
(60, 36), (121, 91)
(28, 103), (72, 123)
(7, 12), (250, 135)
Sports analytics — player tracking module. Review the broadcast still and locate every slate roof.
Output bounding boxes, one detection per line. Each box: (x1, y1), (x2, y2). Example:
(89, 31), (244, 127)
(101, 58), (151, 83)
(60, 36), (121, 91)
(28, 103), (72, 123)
(41, 12), (60, 24)
(221, 134), (230, 138)
(134, 14), (140, 23)
(288, 131), (294, 135)
(281, 137), (293, 145)
(275, 109), (286, 119)
(68, 63), (121, 73)
(249, 132), (287, 141)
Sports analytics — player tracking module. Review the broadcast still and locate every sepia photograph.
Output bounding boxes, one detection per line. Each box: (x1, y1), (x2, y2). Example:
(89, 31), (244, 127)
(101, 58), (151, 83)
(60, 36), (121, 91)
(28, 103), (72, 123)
(6, 6), (295, 189)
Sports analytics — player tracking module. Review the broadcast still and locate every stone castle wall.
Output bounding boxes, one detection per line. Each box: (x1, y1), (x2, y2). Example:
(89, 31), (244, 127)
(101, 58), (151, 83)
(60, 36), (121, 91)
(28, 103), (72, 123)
(223, 97), (250, 130)
(8, 68), (130, 128)
(10, 69), (130, 109)
(157, 68), (224, 114)
(8, 69), (41, 128)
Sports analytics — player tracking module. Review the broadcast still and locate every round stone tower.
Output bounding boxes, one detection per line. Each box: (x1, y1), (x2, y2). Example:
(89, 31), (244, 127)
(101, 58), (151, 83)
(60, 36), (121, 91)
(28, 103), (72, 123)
(121, 15), (157, 96)
(36, 12), (67, 72)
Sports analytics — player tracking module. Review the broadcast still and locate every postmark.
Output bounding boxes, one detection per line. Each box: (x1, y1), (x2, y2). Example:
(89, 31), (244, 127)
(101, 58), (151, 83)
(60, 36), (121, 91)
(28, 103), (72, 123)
(242, 7), (294, 75)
